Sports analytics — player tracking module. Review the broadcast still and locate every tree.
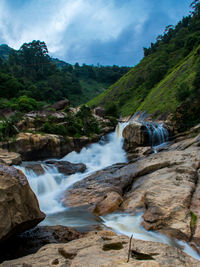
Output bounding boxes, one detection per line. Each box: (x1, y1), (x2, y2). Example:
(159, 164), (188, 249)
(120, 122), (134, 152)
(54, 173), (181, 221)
(19, 40), (50, 78)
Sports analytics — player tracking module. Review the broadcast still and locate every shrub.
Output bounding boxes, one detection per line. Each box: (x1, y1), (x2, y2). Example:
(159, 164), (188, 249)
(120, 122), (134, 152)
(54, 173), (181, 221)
(16, 95), (39, 112)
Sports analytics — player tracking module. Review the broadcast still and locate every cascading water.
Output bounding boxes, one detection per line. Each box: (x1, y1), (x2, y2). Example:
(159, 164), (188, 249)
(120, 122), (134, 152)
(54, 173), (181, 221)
(102, 212), (200, 260)
(16, 121), (200, 260)
(129, 111), (170, 152)
(143, 122), (169, 147)
(17, 122), (128, 228)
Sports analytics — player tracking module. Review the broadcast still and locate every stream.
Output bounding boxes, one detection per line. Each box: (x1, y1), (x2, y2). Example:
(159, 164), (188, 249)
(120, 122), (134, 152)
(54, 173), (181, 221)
(16, 122), (200, 260)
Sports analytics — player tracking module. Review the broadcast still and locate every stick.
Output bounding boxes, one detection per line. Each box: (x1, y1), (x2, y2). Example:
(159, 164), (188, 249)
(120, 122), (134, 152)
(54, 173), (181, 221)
(127, 234), (133, 263)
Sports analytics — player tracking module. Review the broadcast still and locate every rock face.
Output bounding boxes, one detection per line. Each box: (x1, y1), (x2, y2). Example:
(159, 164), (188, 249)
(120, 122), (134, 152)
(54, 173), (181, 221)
(1, 230), (199, 267)
(46, 160), (86, 175)
(190, 169), (200, 246)
(4, 133), (72, 160)
(3, 132), (107, 161)
(0, 164), (45, 242)
(63, 134), (200, 243)
(0, 225), (83, 263)
(122, 121), (149, 151)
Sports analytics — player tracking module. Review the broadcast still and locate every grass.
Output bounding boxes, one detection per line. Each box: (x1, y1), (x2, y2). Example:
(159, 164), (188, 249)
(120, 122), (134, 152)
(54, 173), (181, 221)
(88, 45), (200, 117)
(190, 211), (198, 232)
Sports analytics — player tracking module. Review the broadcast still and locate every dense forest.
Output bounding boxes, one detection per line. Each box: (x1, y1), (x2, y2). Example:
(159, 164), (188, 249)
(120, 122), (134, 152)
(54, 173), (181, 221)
(0, 42), (130, 111)
(88, 0), (200, 130)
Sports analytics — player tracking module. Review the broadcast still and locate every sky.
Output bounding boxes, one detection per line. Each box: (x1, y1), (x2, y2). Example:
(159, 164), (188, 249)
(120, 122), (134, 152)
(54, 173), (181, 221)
(0, 0), (192, 66)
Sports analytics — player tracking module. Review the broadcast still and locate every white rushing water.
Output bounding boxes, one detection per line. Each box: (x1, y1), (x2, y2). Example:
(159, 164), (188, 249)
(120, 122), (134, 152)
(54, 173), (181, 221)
(16, 121), (200, 260)
(17, 123), (128, 224)
(102, 212), (200, 261)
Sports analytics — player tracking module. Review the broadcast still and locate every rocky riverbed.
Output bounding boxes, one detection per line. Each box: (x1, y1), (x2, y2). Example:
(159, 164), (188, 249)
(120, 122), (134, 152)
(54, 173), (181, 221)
(0, 119), (200, 266)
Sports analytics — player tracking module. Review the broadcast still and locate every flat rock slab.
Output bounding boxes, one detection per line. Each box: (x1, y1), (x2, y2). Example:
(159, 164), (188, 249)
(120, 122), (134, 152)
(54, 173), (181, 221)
(1, 231), (199, 267)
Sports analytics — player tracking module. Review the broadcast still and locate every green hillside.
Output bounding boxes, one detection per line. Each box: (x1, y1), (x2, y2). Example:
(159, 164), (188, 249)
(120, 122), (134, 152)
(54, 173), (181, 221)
(88, 1), (200, 129)
(0, 42), (130, 108)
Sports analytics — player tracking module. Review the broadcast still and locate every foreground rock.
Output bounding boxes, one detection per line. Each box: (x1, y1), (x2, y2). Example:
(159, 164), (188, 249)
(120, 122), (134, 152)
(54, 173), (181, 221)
(63, 136), (200, 243)
(46, 160), (86, 175)
(0, 226), (83, 263)
(1, 230), (199, 267)
(0, 164), (45, 242)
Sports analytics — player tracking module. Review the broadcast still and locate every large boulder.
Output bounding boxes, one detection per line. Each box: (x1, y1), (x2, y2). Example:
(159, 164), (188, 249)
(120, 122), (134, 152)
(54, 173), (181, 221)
(1, 231), (199, 267)
(122, 121), (149, 151)
(0, 164), (45, 242)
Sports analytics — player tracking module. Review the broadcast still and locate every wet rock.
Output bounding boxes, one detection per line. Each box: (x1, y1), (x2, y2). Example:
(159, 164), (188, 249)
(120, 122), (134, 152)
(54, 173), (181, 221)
(93, 191), (123, 216)
(0, 164), (45, 242)
(63, 144), (200, 242)
(22, 163), (45, 176)
(1, 231), (199, 267)
(122, 121), (149, 151)
(0, 150), (22, 165)
(62, 156), (172, 214)
(46, 160), (86, 175)
(0, 225), (83, 263)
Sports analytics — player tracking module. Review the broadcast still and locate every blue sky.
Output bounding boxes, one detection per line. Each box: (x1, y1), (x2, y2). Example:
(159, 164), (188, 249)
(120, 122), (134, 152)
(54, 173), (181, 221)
(0, 0), (192, 66)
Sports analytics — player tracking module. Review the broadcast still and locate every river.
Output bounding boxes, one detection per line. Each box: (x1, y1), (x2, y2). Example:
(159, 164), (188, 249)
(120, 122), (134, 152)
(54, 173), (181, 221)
(16, 122), (200, 260)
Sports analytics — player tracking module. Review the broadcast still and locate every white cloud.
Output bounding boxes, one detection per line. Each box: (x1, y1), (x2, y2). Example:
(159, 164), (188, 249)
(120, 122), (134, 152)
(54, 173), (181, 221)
(0, 0), (191, 65)
(0, 0), (149, 56)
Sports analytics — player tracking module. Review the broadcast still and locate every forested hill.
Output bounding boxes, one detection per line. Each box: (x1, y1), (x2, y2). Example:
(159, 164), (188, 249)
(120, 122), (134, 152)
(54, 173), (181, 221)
(88, 0), (200, 130)
(0, 42), (130, 109)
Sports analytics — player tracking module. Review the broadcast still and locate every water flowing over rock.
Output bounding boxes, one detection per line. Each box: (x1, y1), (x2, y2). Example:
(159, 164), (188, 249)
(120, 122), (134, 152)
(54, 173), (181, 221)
(63, 134), (200, 243)
(45, 160), (86, 175)
(10, 121), (200, 263)
(0, 164), (45, 242)
(1, 231), (199, 267)
(123, 120), (170, 151)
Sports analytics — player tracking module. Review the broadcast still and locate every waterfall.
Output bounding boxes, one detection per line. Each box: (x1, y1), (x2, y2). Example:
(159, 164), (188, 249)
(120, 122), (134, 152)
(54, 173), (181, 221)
(15, 122), (200, 261)
(128, 111), (170, 152)
(143, 121), (169, 147)
(16, 122), (127, 226)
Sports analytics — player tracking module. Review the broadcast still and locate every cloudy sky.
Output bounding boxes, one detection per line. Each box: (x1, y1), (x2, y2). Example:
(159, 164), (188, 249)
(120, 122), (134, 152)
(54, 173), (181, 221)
(0, 0), (192, 66)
